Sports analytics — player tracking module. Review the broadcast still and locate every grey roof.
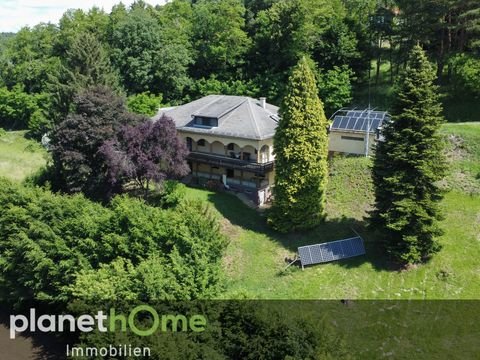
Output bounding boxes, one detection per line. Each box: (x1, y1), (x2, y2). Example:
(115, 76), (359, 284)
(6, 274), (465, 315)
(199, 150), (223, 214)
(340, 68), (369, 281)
(330, 109), (388, 134)
(152, 95), (279, 140)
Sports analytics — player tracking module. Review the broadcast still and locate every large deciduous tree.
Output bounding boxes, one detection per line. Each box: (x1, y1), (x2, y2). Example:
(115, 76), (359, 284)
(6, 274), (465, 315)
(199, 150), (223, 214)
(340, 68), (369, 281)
(50, 86), (141, 199)
(370, 45), (447, 265)
(250, 0), (356, 102)
(0, 24), (61, 94)
(268, 57), (329, 232)
(99, 115), (190, 196)
(192, 0), (251, 79)
(110, 4), (193, 99)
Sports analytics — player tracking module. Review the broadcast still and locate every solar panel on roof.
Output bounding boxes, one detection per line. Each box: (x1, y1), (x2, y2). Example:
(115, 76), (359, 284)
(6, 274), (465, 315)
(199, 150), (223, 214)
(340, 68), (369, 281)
(298, 236), (365, 267)
(331, 109), (388, 133)
(343, 116), (353, 130)
(353, 118), (363, 131)
(338, 116), (349, 129)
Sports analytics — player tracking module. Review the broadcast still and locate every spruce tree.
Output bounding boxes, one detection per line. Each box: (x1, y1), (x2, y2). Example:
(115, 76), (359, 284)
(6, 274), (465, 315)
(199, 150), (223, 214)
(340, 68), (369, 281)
(268, 57), (329, 232)
(371, 45), (446, 265)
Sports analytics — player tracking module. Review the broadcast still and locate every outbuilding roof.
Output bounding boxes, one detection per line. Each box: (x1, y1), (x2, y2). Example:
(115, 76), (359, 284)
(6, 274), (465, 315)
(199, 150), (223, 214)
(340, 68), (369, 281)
(330, 109), (389, 134)
(153, 95), (279, 140)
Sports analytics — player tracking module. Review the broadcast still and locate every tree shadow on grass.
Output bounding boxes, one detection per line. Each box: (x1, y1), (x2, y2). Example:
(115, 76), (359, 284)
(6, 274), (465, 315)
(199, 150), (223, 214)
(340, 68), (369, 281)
(206, 191), (393, 272)
(0, 310), (66, 360)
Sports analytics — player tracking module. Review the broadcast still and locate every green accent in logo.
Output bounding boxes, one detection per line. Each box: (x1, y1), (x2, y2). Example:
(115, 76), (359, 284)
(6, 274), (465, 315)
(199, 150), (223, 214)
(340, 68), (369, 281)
(128, 305), (160, 337)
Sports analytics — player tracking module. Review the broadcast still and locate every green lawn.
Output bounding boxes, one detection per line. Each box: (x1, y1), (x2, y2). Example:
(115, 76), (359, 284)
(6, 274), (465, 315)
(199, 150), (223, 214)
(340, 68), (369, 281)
(186, 123), (480, 299)
(0, 130), (47, 182)
(440, 123), (480, 194)
(1, 125), (479, 299)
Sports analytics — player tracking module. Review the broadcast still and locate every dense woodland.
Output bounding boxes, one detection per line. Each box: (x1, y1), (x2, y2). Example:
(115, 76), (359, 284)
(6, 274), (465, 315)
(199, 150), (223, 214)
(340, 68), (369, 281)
(0, 0), (479, 138)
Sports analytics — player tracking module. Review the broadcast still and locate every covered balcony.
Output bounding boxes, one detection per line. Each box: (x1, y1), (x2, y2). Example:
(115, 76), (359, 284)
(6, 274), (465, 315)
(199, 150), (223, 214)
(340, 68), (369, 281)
(187, 151), (274, 176)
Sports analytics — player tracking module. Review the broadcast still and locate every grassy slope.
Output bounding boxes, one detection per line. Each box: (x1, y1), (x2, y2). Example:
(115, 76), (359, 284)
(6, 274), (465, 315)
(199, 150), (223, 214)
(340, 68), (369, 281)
(1, 126), (478, 299)
(187, 123), (480, 299)
(440, 123), (480, 194)
(0, 131), (47, 182)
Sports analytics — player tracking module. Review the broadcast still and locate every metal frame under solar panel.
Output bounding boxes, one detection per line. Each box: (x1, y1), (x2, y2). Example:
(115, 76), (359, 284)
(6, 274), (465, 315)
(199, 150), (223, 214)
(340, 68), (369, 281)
(298, 236), (365, 268)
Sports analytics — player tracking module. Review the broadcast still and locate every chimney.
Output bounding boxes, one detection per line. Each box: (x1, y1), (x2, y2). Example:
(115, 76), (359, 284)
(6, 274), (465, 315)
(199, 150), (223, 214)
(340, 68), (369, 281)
(259, 97), (266, 109)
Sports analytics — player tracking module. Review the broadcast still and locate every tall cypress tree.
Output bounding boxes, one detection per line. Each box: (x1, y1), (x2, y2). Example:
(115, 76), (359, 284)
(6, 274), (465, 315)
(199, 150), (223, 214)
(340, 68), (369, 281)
(371, 45), (446, 265)
(268, 57), (329, 232)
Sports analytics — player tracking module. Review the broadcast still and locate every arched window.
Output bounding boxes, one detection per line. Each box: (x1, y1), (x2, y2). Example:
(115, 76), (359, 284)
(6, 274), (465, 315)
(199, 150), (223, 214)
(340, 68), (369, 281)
(243, 145), (257, 162)
(260, 145), (270, 163)
(186, 137), (193, 151)
(227, 143), (241, 159)
(211, 141), (225, 155)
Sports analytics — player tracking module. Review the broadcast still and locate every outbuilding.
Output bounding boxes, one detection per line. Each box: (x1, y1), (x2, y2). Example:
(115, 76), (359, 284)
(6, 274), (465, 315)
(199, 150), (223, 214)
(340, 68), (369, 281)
(328, 108), (389, 156)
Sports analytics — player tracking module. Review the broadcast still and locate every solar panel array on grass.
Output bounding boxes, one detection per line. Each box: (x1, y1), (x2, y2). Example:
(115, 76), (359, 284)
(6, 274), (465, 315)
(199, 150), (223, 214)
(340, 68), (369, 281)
(331, 110), (387, 133)
(298, 236), (366, 267)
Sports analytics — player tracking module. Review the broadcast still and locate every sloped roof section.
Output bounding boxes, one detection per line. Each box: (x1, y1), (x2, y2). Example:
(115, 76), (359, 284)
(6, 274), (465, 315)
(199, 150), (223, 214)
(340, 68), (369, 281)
(152, 95), (279, 140)
(330, 109), (389, 134)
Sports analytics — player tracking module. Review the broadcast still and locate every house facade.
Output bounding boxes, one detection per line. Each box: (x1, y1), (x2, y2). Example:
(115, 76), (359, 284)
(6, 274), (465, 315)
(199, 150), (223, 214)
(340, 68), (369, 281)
(154, 98), (388, 205)
(154, 95), (279, 205)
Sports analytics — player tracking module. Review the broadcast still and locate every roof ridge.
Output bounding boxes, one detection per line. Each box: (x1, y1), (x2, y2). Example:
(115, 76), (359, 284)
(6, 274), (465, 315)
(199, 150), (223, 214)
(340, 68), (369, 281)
(216, 96), (248, 119)
(247, 98), (262, 138)
(192, 95), (224, 117)
(216, 97), (246, 124)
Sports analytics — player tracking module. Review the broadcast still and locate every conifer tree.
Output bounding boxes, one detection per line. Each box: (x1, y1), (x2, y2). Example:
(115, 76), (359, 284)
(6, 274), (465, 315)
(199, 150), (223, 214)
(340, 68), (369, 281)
(268, 57), (329, 232)
(371, 45), (446, 265)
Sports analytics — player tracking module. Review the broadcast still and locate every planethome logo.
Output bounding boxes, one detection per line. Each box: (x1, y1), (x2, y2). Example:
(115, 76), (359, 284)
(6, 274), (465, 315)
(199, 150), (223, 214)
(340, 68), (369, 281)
(9, 305), (207, 340)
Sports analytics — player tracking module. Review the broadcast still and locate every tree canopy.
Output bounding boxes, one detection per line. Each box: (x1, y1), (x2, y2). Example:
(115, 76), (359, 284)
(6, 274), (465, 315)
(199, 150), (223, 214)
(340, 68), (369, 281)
(268, 57), (329, 232)
(100, 115), (190, 196)
(0, 0), (477, 129)
(370, 45), (447, 265)
(50, 86), (142, 199)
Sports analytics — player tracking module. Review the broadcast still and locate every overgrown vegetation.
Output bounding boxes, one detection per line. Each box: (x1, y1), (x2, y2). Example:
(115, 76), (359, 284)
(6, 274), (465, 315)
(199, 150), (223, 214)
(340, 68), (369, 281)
(0, 178), (227, 306)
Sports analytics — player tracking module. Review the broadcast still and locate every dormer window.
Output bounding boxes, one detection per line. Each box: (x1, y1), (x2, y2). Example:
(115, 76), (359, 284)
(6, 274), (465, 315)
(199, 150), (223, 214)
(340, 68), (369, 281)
(193, 116), (218, 127)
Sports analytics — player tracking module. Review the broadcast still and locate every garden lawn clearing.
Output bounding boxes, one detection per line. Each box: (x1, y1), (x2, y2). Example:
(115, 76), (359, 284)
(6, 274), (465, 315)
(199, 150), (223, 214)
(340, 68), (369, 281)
(1, 125), (479, 299)
(0, 130), (47, 182)
(186, 123), (480, 299)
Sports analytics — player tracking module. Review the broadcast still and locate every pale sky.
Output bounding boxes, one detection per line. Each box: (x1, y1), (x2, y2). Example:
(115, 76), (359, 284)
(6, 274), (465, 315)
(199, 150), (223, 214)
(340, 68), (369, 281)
(0, 0), (169, 32)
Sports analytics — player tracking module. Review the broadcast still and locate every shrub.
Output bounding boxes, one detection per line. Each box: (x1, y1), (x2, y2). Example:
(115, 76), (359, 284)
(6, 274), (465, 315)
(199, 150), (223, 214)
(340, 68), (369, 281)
(158, 180), (187, 208)
(0, 85), (38, 130)
(0, 179), (227, 307)
(127, 92), (163, 116)
(449, 54), (480, 98)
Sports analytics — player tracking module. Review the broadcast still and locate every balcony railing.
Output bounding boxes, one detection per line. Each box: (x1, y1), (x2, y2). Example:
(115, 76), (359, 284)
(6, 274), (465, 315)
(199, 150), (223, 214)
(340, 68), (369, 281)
(187, 151), (274, 175)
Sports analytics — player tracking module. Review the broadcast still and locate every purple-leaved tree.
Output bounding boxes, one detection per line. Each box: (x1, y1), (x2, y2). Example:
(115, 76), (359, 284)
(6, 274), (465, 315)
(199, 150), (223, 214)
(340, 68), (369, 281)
(100, 115), (190, 196)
